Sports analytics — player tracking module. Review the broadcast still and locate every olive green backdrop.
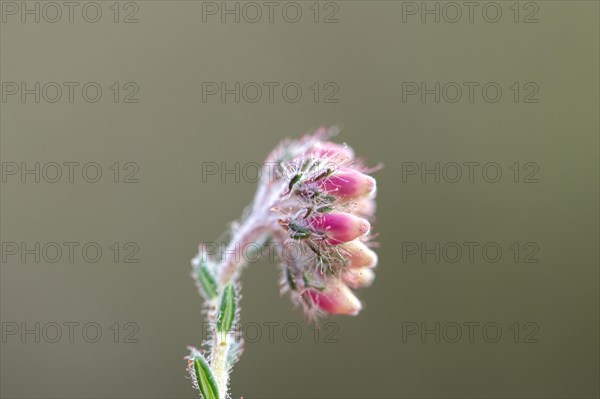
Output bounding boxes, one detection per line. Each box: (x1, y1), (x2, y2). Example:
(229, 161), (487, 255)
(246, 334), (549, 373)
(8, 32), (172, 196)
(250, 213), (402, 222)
(1, 1), (598, 398)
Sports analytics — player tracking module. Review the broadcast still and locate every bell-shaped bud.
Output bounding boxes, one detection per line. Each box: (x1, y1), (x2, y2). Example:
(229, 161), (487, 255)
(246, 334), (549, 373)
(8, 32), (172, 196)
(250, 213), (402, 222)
(308, 212), (370, 244)
(342, 267), (375, 289)
(318, 168), (376, 201)
(352, 196), (377, 220)
(306, 279), (362, 315)
(342, 239), (378, 268)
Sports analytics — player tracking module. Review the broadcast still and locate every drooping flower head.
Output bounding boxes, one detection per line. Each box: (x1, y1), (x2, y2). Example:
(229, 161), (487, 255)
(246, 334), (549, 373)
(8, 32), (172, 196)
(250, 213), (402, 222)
(188, 127), (381, 398)
(266, 127), (380, 319)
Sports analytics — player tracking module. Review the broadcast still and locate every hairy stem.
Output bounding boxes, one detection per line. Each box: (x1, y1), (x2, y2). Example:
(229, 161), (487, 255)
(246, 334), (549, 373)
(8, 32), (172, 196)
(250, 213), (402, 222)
(206, 179), (286, 397)
(216, 218), (270, 286)
(209, 219), (267, 397)
(210, 331), (231, 397)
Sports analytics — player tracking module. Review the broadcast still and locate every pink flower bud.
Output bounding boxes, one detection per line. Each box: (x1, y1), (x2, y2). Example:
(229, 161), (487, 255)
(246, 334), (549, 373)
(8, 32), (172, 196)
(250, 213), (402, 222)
(308, 212), (370, 244)
(342, 240), (378, 268)
(306, 279), (362, 315)
(307, 141), (354, 163)
(353, 197), (377, 220)
(318, 168), (376, 201)
(342, 267), (375, 289)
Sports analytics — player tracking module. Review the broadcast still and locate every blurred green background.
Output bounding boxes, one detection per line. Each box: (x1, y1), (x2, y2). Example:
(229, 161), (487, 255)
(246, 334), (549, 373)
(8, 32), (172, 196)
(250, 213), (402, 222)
(1, 1), (598, 398)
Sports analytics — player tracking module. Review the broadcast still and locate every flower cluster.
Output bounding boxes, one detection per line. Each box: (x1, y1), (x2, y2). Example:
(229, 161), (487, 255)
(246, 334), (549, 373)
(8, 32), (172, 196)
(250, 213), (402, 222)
(188, 127), (380, 399)
(267, 128), (380, 318)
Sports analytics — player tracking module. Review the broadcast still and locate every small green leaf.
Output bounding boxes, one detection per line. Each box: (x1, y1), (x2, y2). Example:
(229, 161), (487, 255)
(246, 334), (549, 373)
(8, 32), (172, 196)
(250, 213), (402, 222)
(291, 231), (310, 239)
(288, 222), (311, 239)
(196, 264), (218, 299)
(320, 194), (337, 202)
(193, 353), (219, 399)
(316, 206), (333, 213)
(303, 273), (326, 291)
(217, 284), (236, 332)
(288, 174), (302, 192)
(288, 222), (310, 234)
(300, 160), (311, 172)
(306, 242), (322, 257)
(314, 168), (335, 181)
(286, 267), (297, 291)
